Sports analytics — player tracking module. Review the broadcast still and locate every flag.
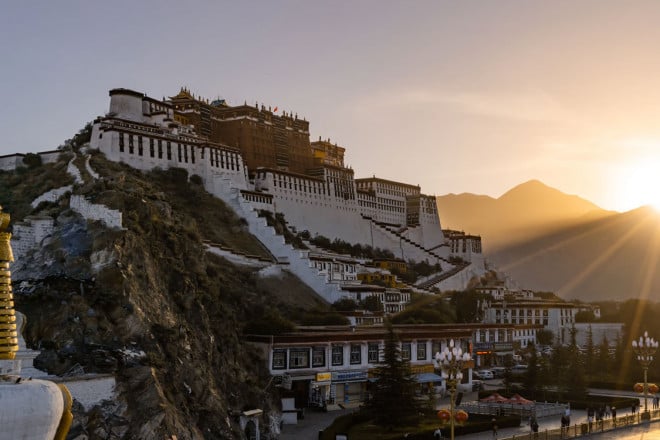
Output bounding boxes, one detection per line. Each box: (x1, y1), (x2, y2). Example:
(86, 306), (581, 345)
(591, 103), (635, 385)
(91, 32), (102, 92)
(273, 106), (278, 113)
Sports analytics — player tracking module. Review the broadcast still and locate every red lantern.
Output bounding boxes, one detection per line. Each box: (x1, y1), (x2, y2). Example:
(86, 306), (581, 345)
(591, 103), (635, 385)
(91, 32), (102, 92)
(437, 409), (451, 422)
(454, 409), (469, 424)
(634, 383), (645, 393)
(649, 383), (659, 394)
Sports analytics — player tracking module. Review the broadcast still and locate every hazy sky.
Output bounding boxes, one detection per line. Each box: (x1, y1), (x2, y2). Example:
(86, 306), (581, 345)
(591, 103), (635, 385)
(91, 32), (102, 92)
(4, 1), (660, 212)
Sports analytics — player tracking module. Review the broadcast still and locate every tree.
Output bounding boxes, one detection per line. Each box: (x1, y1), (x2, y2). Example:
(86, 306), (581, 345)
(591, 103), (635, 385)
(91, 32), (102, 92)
(524, 342), (539, 399)
(536, 329), (554, 346)
(565, 325), (587, 397)
(332, 298), (358, 312)
(367, 320), (423, 429)
(596, 336), (611, 381)
(361, 295), (383, 312)
(585, 325), (595, 376)
(575, 310), (596, 323)
(450, 289), (485, 323)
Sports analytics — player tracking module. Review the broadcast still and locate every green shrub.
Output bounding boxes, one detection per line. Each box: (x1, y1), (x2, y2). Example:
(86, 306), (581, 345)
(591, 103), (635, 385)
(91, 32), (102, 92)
(23, 153), (42, 168)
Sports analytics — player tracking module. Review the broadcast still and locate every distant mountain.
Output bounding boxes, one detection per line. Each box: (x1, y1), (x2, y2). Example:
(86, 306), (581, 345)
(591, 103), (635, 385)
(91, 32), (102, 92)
(489, 206), (660, 301)
(437, 180), (613, 251)
(437, 180), (660, 301)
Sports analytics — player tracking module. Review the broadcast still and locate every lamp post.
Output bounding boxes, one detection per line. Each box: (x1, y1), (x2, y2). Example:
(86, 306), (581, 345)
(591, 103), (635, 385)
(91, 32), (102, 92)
(434, 339), (472, 440)
(632, 331), (658, 414)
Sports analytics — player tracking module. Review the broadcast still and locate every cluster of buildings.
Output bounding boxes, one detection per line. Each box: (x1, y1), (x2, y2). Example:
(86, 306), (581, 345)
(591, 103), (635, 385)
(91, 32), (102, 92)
(89, 88), (485, 282)
(1, 86), (624, 419)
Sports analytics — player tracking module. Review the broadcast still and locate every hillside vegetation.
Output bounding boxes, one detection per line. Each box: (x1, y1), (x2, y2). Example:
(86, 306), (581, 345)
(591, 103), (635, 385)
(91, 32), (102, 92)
(6, 147), (332, 439)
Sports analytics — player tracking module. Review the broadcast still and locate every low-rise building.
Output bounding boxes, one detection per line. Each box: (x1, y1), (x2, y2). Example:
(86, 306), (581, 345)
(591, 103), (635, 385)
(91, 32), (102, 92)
(245, 324), (474, 410)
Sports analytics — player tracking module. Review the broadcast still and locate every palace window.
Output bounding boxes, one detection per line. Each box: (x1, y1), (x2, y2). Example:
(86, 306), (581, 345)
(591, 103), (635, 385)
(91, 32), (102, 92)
(350, 344), (361, 365)
(178, 144), (182, 162)
(128, 136), (134, 154)
(312, 346), (325, 367)
(417, 341), (427, 360)
(331, 345), (343, 366)
(149, 138), (154, 158)
(368, 343), (379, 363)
(191, 146), (195, 164)
(289, 348), (310, 369)
(401, 342), (411, 361)
(138, 136), (143, 156)
(158, 140), (163, 159)
(272, 349), (286, 370)
(167, 142), (172, 160)
(119, 133), (124, 152)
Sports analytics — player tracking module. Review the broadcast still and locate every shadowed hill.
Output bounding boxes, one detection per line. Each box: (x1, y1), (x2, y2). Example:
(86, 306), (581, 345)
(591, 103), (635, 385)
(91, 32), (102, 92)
(489, 206), (660, 301)
(437, 179), (614, 251)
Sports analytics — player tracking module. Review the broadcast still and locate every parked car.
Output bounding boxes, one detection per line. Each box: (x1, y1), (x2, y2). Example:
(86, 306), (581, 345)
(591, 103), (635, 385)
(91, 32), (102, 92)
(511, 365), (528, 375)
(478, 369), (494, 379)
(490, 367), (506, 378)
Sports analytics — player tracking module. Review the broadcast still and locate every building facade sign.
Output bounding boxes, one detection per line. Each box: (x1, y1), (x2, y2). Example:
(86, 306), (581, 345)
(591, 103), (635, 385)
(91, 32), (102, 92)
(332, 370), (368, 382)
(474, 342), (513, 352)
(316, 372), (332, 382)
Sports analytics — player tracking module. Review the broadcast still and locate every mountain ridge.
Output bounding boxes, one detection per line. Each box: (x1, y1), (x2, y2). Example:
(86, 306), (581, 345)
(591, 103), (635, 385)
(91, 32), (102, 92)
(438, 180), (660, 301)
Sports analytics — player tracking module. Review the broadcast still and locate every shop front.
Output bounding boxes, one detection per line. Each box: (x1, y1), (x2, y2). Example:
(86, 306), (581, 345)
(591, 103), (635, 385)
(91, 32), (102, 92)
(309, 372), (332, 408)
(331, 370), (369, 406)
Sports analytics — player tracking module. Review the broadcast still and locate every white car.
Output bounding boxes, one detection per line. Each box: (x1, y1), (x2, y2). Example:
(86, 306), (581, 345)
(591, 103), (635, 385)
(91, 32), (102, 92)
(478, 369), (494, 379)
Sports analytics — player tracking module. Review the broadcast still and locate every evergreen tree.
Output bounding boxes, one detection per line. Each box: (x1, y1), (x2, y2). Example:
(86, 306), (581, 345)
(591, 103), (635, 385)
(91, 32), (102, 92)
(566, 325), (587, 397)
(367, 320), (423, 429)
(597, 336), (611, 381)
(524, 342), (539, 398)
(585, 325), (595, 377)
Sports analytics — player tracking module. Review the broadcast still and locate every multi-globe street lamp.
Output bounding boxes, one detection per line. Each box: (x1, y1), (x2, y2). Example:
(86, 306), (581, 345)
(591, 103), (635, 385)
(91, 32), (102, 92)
(632, 331), (659, 414)
(434, 339), (471, 440)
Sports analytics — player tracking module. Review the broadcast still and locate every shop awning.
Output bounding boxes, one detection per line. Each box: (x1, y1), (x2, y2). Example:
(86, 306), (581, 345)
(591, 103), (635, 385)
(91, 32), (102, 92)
(416, 373), (443, 383)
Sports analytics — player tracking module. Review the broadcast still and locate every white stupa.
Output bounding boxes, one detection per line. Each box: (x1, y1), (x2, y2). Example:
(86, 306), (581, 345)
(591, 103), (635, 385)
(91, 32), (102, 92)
(0, 206), (72, 440)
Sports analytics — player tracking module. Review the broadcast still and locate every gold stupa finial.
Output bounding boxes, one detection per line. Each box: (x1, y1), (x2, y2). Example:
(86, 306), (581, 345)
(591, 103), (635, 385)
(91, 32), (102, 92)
(0, 205), (18, 360)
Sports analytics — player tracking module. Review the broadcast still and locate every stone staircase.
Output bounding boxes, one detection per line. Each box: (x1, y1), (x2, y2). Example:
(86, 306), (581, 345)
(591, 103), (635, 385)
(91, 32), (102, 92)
(368, 217), (451, 266)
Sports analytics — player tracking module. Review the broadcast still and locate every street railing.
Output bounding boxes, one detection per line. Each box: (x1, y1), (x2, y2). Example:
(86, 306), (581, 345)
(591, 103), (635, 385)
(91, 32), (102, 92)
(460, 401), (567, 420)
(502, 409), (660, 440)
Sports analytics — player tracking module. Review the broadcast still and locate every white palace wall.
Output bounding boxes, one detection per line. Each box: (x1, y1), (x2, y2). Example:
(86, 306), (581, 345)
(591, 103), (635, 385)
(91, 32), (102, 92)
(70, 195), (123, 229)
(91, 125), (248, 191)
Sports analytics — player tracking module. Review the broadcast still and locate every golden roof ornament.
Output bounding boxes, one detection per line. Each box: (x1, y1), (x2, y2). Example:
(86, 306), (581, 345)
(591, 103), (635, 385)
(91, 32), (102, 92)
(0, 205), (18, 360)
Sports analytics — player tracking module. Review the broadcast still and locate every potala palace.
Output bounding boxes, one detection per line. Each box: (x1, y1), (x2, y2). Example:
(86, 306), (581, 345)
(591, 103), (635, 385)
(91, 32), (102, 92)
(3, 87), (488, 306)
(89, 88), (486, 291)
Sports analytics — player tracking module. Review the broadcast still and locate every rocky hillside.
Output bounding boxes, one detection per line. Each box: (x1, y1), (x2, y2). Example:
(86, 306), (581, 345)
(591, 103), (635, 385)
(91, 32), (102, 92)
(2, 144), (331, 439)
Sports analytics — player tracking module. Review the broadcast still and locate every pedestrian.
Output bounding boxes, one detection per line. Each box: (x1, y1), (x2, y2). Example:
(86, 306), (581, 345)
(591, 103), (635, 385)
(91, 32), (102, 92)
(560, 414), (567, 439)
(433, 427), (442, 439)
(612, 406), (617, 426)
(605, 404), (611, 419)
(531, 417), (539, 439)
(491, 418), (498, 438)
(587, 407), (594, 432)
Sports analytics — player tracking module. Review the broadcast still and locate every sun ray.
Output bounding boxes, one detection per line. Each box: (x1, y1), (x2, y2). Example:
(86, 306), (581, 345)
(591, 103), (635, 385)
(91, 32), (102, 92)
(555, 213), (655, 297)
(615, 214), (660, 386)
(499, 211), (627, 273)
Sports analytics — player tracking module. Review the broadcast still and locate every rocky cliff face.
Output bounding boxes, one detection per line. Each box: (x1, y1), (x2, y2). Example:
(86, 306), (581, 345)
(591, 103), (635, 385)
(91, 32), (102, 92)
(4, 147), (326, 439)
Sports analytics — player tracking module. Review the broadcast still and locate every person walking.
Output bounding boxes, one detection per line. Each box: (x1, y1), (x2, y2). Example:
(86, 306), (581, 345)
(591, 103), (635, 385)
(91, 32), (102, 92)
(491, 418), (498, 438)
(612, 406), (617, 426)
(531, 417), (539, 439)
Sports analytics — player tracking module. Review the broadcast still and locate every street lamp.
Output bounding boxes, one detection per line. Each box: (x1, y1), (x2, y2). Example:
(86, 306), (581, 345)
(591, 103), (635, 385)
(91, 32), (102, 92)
(434, 339), (472, 440)
(632, 331), (659, 414)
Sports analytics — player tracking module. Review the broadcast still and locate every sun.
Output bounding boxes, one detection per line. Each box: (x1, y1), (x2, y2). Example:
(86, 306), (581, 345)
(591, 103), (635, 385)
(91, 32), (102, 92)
(615, 157), (660, 212)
